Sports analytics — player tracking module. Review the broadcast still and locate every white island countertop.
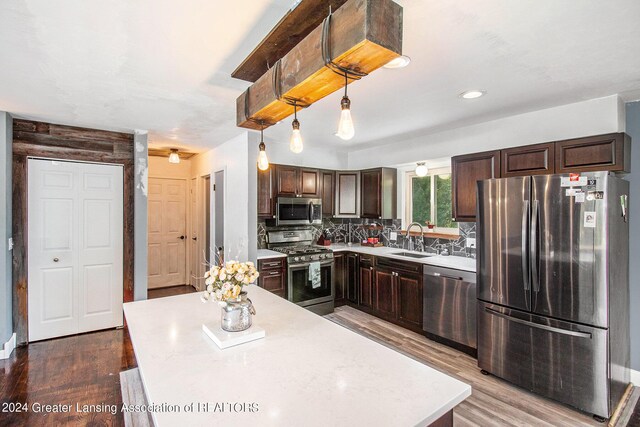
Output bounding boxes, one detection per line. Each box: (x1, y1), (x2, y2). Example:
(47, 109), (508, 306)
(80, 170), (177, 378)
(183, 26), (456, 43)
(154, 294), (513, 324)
(326, 243), (477, 272)
(256, 249), (286, 260)
(124, 286), (471, 426)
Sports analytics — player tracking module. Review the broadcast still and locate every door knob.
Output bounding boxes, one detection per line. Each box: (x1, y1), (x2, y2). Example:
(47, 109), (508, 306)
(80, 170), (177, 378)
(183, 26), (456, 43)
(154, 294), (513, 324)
(192, 237), (198, 241)
(178, 235), (185, 240)
(53, 258), (59, 262)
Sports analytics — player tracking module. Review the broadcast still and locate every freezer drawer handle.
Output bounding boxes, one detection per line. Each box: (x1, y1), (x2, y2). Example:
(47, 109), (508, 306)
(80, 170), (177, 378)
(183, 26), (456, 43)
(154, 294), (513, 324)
(484, 307), (592, 339)
(428, 272), (464, 281)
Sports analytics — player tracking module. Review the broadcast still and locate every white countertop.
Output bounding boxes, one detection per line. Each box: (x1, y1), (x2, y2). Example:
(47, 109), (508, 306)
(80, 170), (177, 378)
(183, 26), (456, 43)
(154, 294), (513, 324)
(327, 243), (477, 273)
(124, 286), (471, 426)
(256, 249), (286, 260)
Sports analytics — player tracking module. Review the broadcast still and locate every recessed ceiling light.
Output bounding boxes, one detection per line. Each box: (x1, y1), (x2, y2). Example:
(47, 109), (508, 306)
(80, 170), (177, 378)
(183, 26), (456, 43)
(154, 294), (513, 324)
(383, 55), (411, 69)
(460, 90), (486, 99)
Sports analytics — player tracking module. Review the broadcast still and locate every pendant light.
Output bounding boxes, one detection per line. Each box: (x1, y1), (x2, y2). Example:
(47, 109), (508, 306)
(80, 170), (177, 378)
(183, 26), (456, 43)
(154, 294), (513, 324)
(257, 123), (270, 171)
(289, 103), (303, 153)
(415, 162), (428, 177)
(168, 149), (180, 164)
(336, 73), (355, 140)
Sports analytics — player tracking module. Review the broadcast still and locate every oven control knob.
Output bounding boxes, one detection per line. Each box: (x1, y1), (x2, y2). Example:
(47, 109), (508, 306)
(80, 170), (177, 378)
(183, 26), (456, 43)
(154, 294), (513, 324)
(319, 254), (325, 259)
(301, 256), (308, 261)
(294, 257), (300, 262)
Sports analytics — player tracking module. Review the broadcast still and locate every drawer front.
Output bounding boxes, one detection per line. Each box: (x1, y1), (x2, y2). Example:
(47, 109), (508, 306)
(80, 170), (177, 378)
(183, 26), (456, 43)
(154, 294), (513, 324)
(258, 258), (284, 270)
(478, 302), (609, 417)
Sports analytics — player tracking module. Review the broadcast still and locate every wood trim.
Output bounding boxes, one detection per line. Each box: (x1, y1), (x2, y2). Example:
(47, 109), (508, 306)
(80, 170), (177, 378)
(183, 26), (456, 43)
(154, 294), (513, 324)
(232, 0), (350, 82)
(400, 231), (460, 240)
(12, 119), (135, 345)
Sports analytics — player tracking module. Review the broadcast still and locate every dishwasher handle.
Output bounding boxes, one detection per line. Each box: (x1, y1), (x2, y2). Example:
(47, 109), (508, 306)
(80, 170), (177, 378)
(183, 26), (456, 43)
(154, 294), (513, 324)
(425, 271), (464, 281)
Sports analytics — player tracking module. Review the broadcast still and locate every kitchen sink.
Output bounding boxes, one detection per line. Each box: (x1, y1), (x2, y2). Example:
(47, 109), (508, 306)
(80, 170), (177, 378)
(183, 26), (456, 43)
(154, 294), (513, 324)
(391, 252), (433, 259)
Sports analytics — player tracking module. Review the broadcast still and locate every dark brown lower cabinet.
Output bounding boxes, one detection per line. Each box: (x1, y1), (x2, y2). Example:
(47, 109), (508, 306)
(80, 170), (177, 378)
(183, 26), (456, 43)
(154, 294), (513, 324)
(257, 258), (286, 299)
(374, 267), (396, 319)
(334, 253), (346, 307)
(396, 271), (423, 330)
(343, 253), (424, 334)
(346, 253), (359, 304)
(358, 257), (374, 309)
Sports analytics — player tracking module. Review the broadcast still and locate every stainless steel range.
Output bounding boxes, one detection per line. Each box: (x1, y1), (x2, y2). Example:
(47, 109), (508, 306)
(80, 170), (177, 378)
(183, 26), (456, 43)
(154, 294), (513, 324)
(267, 229), (334, 315)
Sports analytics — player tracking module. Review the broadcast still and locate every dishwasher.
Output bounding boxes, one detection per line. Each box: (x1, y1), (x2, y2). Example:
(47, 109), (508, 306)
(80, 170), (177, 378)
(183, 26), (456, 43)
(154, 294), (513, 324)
(423, 265), (477, 350)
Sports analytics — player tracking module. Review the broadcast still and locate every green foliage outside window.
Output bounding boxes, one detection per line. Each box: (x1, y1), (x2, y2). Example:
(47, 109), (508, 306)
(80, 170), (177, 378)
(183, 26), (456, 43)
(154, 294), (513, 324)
(410, 173), (457, 230)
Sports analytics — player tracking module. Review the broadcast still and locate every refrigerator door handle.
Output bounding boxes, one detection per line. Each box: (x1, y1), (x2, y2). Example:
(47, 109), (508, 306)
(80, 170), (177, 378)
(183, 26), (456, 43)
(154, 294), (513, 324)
(521, 201), (530, 293)
(484, 307), (592, 339)
(530, 200), (540, 293)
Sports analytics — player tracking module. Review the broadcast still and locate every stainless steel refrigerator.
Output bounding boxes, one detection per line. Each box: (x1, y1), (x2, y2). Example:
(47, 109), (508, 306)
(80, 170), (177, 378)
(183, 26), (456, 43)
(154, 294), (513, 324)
(476, 172), (630, 419)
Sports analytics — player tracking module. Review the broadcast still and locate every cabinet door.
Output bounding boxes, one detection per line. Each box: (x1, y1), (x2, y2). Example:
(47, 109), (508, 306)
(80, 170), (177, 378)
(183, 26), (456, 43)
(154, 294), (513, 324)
(374, 268), (396, 318)
(299, 168), (320, 197)
(452, 150), (501, 222)
(555, 133), (630, 173)
(260, 269), (286, 298)
(257, 167), (274, 218)
(501, 143), (554, 177)
(358, 263), (374, 309)
(334, 253), (346, 306)
(321, 171), (335, 217)
(335, 171), (360, 218)
(346, 253), (359, 303)
(276, 165), (299, 197)
(396, 271), (423, 330)
(360, 169), (381, 219)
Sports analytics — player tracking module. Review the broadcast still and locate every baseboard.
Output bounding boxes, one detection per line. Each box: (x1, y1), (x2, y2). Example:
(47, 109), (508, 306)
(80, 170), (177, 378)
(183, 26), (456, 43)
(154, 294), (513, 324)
(631, 368), (640, 386)
(0, 333), (16, 359)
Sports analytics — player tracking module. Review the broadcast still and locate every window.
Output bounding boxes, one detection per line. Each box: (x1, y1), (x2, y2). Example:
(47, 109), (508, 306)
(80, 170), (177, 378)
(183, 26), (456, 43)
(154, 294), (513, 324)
(405, 168), (458, 234)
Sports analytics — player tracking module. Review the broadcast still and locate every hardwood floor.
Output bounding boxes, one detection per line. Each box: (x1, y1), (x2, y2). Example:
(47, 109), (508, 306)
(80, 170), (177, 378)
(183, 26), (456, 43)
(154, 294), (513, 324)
(147, 284), (197, 299)
(325, 306), (630, 427)
(0, 285), (196, 426)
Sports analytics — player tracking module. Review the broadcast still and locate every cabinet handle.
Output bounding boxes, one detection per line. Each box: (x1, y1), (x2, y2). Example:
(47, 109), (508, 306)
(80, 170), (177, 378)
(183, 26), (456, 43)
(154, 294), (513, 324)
(268, 271), (280, 276)
(369, 266), (373, 271)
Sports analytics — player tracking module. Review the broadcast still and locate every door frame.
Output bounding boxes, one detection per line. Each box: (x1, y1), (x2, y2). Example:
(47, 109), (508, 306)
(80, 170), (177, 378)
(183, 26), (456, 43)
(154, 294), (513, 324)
(212, 168), (226, 265)
(12, 119), (134, 345)
(147, 176), (189, 289)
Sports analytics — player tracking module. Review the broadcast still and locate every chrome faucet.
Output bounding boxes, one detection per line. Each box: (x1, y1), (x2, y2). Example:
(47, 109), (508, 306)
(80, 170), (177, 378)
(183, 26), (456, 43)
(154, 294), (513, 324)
(405, 222), (424, 251)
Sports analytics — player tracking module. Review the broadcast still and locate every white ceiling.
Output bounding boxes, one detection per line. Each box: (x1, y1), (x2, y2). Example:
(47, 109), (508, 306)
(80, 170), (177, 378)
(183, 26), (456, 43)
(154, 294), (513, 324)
(1, 0), (639, 153)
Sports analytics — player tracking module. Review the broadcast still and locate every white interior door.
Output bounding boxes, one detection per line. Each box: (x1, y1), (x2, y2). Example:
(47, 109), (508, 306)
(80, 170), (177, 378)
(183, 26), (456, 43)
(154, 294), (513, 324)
(147, 178), (187, 289)
(28, 159), (123, 341)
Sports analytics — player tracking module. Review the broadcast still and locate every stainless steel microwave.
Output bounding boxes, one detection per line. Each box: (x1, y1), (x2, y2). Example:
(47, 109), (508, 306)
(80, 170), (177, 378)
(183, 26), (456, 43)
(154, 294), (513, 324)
(276, 197), (322, 226)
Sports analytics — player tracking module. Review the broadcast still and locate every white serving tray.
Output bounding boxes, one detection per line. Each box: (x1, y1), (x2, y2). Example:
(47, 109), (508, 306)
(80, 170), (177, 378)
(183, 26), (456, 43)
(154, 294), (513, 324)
(202, 323), (265, 349)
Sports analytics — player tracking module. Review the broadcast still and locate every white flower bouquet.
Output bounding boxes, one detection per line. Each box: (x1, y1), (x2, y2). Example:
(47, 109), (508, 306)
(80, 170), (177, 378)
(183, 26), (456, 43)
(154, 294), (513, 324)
(201, 260), (260, 306)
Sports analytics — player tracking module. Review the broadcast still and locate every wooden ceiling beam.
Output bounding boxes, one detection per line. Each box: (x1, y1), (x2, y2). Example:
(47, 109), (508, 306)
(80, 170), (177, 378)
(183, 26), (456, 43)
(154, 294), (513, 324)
(232, 0), (350, 83)
(236, 0), (403, 130)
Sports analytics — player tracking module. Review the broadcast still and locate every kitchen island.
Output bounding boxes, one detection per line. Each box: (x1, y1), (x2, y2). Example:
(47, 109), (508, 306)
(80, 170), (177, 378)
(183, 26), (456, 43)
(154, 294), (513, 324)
(124, 286), (471, 426)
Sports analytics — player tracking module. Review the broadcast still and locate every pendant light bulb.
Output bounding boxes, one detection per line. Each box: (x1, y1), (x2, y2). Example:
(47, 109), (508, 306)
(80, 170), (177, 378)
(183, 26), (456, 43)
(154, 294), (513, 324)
(289, 104), (303, 153)
(336, 96), (355, 140)
(257, 142), (269, 171)
(415, 162), (428, 177)
(257, 125), (269, 171)
(168, 149), (180, 164)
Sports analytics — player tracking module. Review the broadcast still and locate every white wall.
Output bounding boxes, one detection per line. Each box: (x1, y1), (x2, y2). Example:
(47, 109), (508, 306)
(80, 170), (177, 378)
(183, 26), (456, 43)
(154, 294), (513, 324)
(148, 155), (192, 179)
(191, 132), (257, 264)
(347, 95), (625, 169)
(263, 138), (349, 170)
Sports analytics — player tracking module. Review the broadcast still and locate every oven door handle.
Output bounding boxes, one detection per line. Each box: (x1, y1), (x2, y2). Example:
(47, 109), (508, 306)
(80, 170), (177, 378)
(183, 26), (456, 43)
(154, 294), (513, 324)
(288, 260), (334, 269)
(308, 201), (314, 224)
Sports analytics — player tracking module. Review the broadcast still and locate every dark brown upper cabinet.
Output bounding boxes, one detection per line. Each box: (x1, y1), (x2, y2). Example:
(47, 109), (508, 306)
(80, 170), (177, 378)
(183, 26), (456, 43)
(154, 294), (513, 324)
(320, 170), (335, 217)
(257, 167), (275, 219)
(451, 150), (501, 222)
(501, 143), (555, 177)
(360, 168), (397, 219)
(335, 171), (361, 218)
(555, 133), (630, 173)
(274, 165), (320, 198)
(299, 168), (320, 197)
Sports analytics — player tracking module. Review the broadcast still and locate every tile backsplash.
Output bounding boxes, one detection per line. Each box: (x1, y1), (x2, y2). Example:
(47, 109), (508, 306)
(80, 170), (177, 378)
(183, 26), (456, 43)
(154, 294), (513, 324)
(257, 218), (476, 258)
